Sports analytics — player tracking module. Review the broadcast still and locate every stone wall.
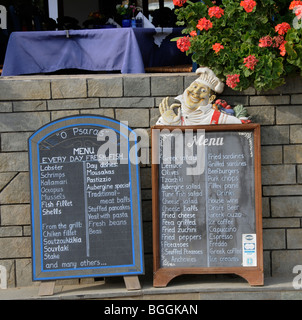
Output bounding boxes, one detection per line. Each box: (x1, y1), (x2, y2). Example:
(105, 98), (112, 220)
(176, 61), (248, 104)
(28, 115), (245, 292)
(0, 73), (301, 287)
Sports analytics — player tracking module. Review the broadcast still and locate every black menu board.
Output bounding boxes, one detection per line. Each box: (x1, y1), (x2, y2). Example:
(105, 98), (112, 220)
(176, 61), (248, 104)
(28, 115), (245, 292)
(29, 115), (144, 281)
(152, 124), (263, 287)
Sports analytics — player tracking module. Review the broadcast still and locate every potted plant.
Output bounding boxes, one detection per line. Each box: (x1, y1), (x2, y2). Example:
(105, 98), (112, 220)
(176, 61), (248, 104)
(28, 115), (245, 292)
(173, 0), (302, 91)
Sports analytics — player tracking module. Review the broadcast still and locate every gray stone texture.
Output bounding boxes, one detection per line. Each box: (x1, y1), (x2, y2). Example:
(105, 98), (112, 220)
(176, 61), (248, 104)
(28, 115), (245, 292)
(1, 73), (302, 286)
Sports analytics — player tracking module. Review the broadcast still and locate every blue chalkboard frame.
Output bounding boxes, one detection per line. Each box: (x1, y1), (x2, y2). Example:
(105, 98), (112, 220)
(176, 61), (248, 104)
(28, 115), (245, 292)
(29, 115), (144, 281)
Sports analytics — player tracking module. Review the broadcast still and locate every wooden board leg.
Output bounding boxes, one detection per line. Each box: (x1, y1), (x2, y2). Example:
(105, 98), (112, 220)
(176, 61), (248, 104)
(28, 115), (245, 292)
(38, 281), (56, 296)
(123, 276), (141, 290)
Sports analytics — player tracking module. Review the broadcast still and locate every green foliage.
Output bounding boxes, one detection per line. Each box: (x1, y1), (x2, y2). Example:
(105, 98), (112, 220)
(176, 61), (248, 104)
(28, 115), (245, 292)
(175, 0), (302, 91)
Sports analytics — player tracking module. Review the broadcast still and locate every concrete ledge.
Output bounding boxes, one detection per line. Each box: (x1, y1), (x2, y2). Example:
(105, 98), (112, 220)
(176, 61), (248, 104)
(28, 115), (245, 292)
(0, 276), (299, 300)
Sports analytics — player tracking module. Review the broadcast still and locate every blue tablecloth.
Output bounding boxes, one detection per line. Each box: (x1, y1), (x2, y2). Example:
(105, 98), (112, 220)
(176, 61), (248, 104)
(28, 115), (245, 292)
(2, 28), (190, 76)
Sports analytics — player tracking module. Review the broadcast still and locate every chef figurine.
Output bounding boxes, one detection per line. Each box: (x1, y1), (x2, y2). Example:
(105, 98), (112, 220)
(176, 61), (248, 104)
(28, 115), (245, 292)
(156, 67), (243, 126)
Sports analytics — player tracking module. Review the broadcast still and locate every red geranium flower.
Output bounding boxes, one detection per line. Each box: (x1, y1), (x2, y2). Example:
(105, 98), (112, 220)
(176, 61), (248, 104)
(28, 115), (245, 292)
(196, 17), (213, 31)
(279, 41), (287, 56)
(208, 6), (224, 18)
(289, 1), (302, 10)
(212, 43), (224, 53)
(243, 55), (259, 70)
(275, 22), (291, 35)
(176, 36), (191, 52)
(226, 74), (240, 89)
(240, 0), (257, 13)
(190, 30), (197, 37)
(259, 35), (273, 47)
(173, 0), (187, 7)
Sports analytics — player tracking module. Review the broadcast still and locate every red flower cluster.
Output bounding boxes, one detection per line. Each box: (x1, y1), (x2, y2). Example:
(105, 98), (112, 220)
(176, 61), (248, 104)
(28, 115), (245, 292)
(240, 0), (257, 13)
(258, 34), (288, 56)
(208, 6), (224, 18)
(196, 17), (213, 31)
(243, 55), (259, 70)
(196, 18), (213, 31)
(258, 35), (272, 47)
(289, 1), (302, 10)
(212, 43), (224, 53)
(259, 35), (284, 48)
(279, 41), (287, 56)
(275, 22), (291, 35)
(176, 36), (191, 52)
(173, 0), (187, 7)
(226, 74), (240, 89)
(190, 30), (197, 37)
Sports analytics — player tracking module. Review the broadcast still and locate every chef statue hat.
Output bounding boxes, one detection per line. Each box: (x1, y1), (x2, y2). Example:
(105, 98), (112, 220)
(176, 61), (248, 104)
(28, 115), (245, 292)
(195, 67), (224, 94)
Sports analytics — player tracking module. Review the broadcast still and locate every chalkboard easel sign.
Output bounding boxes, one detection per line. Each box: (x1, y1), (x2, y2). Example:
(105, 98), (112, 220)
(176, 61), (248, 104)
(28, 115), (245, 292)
(29, 115), (144, 290)
(152, 124), (263, 287)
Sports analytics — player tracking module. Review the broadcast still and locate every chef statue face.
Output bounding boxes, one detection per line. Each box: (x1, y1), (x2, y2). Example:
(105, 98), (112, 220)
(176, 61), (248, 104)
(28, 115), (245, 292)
(185, 81), (216, 110)
(157, 67), (225, 125)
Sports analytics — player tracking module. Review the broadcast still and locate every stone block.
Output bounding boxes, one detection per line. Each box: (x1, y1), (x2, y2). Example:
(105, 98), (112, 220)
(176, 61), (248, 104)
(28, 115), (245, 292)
(0, 172), (30, 204)
(0, 152), (28, 172)
(272, 250), (302, 276)
(13, 101), (46, 112)
(0, 102), (12, 112)
(1, 204), (31, 225)
(271, 196), (302, 217)
(143, 221), (152, 253)
(101, 97), (154, 109)
(51, 78), (87, 99)
(263, 229), (286, 250)
(284, 145), (302, 163)
(260, 125), (289, 145)
(250, 95), (290, 106)
(287, 229), (302, 249)
(47, 98), (99, 110)
(115, 109), (149, 128)
(291, 94), (302, 104)
(0, 237), (31, 258)
(51, 110), (79, 121)
(263, 185), (302, 196)
(140, 167), (151, 189)
(276, 105), (302, 124)
(263, 218), (300, 228)
(0, 227), (22, 237)
(247, 106), (275, 125)
(0, 172), (16, 191)
(151, 75), (183, 96)
(290, 125), (302, 143)
(1, 132), (33, 151)
(142, 200), (152, 222)
(124, 76), (150, 97)
(261, 146), (282, 165)
(0, 79), (50, 100)
(0, 112), (50, 132)
(297, 165), (302, 183)
(263, 251), (271, 277)
(88, 77), (123, 97)
(80, 108), (115, 118)
(218, 95), (248, 106)
(262, 197), (270, 218)
(261, 165), (296, 185)
(15, 259), (33, 287)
